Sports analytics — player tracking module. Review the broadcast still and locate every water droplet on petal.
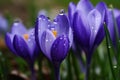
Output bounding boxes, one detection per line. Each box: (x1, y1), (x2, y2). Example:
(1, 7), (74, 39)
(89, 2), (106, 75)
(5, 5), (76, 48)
(59, 9), (65, 15)
(60, 37), (63, 40)
(43, 19), (46, 20)
(28, 39), (31, 42)
(53, 20), (58, 24)
(39, 18), (42, 20)
(46, 39), (48, 42)
(38, 29), (40, 32)
(94, 30), (97, 33)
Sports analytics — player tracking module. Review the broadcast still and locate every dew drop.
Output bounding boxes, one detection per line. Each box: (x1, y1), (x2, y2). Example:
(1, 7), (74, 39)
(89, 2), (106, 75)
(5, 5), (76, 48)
(39, 18), (42, 20)
(91, 27), (94, 29)
(31, 32), (34, 35)
(13, 19), (22, 26)
(94, 30), (97, 33)
(46, 39), (48, 42)
(59, 9), (65, 15)
(108, 45), (111, 48)
(53, 21), (57, 24)
(38, 29), (41, 32)
(60, 37), (63, 40)
(48, 25), (50, 27)
(28, 39), (31, 42)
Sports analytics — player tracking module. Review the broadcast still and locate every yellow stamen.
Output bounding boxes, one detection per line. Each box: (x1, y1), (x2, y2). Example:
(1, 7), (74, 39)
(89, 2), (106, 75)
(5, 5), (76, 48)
(23, 34), (29, 40)
(52, 30), (57, 37)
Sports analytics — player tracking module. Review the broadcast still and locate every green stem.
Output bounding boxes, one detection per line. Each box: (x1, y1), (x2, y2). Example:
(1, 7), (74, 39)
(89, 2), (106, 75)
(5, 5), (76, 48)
(38, 53), (44, 80)
(53, 64), (60, 80)
(71, 53), (80, 80)
(85, 64), (90, 80)
(106, 43), (116, 80)
(104, 24), (116, 80)
(85, 54), (91, 80)
(30, 63), (36, 80)
(67, 54), (73, 80)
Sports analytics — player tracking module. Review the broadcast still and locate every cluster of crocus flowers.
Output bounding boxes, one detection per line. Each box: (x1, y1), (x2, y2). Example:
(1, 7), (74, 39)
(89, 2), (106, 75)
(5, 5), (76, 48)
(68, 0), (107, 79)
(35, 10), (73, 80)
(5, 0), (120, 79)
(5, 20), (39, 80)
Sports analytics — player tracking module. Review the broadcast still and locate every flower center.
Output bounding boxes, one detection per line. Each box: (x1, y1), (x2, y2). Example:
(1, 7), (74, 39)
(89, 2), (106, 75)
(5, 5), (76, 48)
(23, 34), (29, 40)
(52, 30), (57, 37)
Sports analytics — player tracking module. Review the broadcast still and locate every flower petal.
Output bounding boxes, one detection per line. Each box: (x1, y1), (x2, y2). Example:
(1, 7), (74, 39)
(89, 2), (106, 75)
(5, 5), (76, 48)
(35, 15), (50, 49)
(11, 21), (27, 35)
(116, 15), (120, 37)
(76, 0), (93, 16)
(5, 33), (17, 55)
(51, 35), (69, 63)
(73, 11), (90, 49)
(105, 10), (115, 44)
(26, 28), (38, 59)
(113, 9), (120, 18)
(96, 2), (107, 21)
(68, 27), (73, 47)
(68, 2), (76, 25)
(13, 35), (31, 62)
(53, 14), (69, 36)
(0, 15), (8, 32)
(87, 9), (102, 48)
(40, 29), (55, 60)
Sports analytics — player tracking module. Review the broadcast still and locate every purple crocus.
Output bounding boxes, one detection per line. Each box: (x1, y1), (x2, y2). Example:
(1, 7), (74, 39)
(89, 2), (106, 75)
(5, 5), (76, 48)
(0, 14), (8, 35)
(35, 11), (73, 80)
(68, 0), (107, 79)
(106, 9), (120, 45)
(5, 20), (39, 80)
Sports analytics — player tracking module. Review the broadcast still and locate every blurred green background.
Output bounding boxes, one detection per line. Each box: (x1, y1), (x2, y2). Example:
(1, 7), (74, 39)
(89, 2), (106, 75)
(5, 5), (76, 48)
(0, 0), (120, 26)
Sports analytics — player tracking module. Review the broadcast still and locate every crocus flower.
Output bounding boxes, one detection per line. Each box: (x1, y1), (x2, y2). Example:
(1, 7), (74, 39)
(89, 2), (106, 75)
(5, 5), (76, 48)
(106, 9), (120, 45)
(68, 0), (107, 79)
(0, 14), (8, 36)
(5, 20), (39, 80)
(35, 11), (73, 80)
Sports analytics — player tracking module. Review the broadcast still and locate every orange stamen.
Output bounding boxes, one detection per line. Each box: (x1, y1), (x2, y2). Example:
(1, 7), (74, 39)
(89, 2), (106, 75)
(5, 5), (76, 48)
(52, 30), (57, 37)
(23, 34), (29, 40)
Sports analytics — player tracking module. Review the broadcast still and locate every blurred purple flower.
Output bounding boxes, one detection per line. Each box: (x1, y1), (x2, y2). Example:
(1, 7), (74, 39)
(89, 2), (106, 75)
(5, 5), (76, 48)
(68, 0), (107, 65)
(5, 20), (39, 80)
(35, 11), (73, 80)
(0, 14), (8, 35)
(106, 9), (120, 45)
